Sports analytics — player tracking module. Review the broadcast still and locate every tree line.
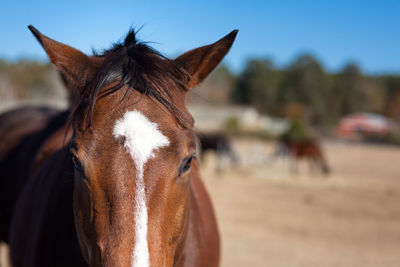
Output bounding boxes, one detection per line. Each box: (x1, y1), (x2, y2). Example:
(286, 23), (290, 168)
(192, 54), (400, 127)
(1, 56), (400, 128)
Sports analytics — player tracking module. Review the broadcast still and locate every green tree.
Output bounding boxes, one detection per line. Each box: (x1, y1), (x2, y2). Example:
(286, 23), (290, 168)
(381, 75), (400, 122)
(331, 63), (365, 116)
(280, 54), (331, 125)
(232, 59), (281, 114)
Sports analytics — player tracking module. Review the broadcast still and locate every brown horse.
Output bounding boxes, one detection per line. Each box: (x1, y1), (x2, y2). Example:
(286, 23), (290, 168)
(0, 106), (68, 243)
(9, 26), (237, 266)
(278, 137), (330, 175)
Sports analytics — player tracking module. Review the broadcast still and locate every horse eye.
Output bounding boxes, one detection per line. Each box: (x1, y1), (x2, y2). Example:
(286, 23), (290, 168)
(179, 155), (195, 176)
(71, 154), (84, 173)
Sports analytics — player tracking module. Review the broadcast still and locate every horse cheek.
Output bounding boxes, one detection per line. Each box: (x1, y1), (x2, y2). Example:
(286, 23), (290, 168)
(73, 175), (93, 262)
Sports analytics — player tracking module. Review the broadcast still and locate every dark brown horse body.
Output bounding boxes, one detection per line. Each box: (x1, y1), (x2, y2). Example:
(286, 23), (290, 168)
(280, 138), (330, 174)
(0, 107), (68, 242)
(10, 146), (85, 266)
(9, 26), (237, 266)
(0, 107), (57, 160)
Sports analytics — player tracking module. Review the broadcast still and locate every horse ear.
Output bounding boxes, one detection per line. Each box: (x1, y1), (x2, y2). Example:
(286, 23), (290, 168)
(175, 29), (238, 89)
(28, 25), (102, 94)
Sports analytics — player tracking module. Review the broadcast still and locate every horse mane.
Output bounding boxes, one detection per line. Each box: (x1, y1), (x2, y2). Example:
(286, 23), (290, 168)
(72, 29), (191, 131)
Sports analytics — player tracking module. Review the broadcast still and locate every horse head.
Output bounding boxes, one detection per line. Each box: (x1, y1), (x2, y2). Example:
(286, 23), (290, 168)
(29, 25), (237, 266)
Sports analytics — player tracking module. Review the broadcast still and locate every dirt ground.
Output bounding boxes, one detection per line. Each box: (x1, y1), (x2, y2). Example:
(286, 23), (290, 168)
(201, 139), (400, 267)
(1, 139), (399, 267)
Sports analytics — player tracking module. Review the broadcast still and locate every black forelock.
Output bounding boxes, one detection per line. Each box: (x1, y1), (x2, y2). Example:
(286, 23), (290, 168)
(72, 29), (191, 131)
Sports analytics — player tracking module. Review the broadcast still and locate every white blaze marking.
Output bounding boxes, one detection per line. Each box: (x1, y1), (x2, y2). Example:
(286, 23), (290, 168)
(113, 110), (169, 267)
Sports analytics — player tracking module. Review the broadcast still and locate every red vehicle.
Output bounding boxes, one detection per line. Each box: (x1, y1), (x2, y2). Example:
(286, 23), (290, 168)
(336, 113), (394, 140)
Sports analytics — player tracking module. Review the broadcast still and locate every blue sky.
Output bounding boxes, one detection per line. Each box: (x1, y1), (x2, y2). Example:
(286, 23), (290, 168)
(1, 0), (399, 74)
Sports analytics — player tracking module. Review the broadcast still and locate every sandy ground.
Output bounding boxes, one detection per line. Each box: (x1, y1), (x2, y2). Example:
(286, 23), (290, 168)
(1, 139), (400, 266)
(202, 139), (400, 267)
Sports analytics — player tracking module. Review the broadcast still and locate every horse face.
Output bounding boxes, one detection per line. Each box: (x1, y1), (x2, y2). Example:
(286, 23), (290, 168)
(71, 90), (196, 266)
(29, 25), (237, 266)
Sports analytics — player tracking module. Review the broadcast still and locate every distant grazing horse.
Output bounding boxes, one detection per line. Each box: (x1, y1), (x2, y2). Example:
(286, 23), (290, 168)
(0, 107), (68, 243)
(198, 132), (239, 172)
(9, 25), (237, 267)
(278, 137), (330, 175)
